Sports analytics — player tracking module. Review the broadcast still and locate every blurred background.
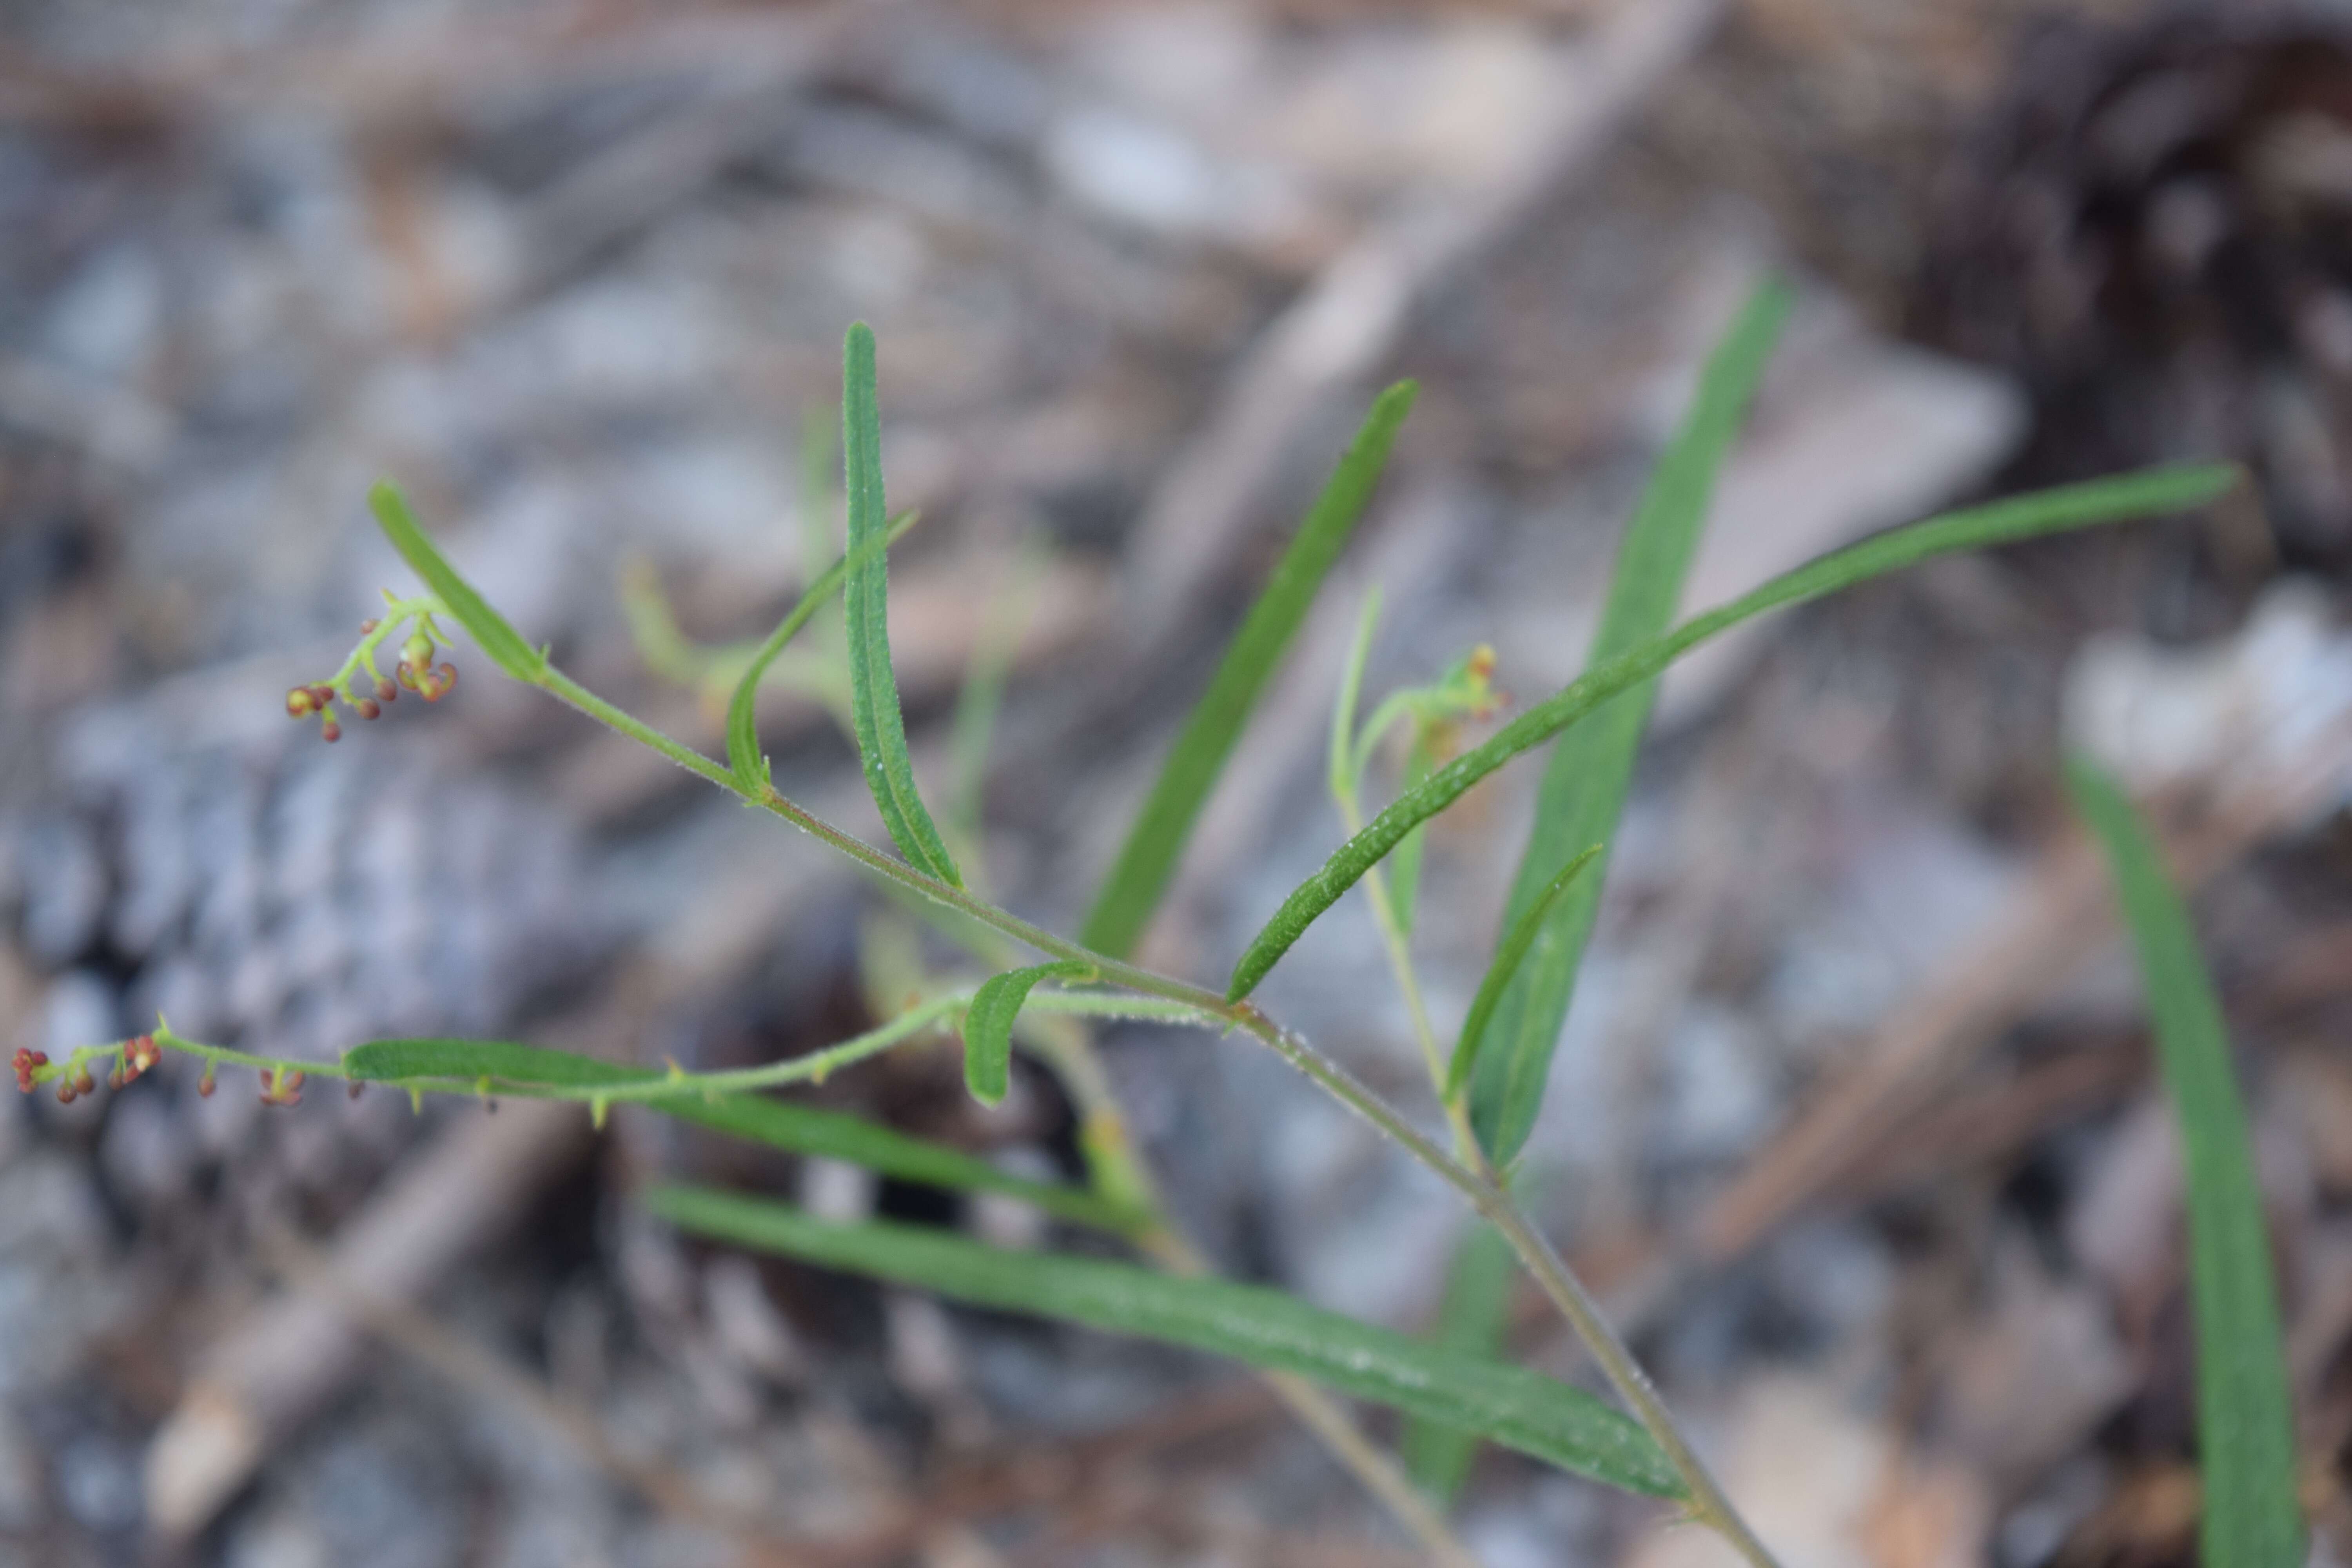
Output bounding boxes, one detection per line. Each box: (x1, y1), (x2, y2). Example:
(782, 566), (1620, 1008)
(4, 0), (2352, 1564)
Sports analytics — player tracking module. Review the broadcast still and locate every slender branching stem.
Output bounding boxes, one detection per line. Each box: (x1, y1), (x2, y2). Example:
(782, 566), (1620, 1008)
(546, 660), (1782, 1563)
(107, 652), (1775, 1566)
(31, 993), (1209, 1109)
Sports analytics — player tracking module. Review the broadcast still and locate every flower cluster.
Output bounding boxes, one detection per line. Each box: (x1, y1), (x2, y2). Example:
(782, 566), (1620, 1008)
(259, 1066), (305, 1107)
(12, 1034), (316, 1109)
(284, 608), (458, 742)
(105, 1033), (162, 1090)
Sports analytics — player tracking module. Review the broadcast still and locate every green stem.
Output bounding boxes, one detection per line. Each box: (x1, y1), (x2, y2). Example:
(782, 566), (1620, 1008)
(265, 646), (1777, 1563)
(30, 994), (1215, 1109)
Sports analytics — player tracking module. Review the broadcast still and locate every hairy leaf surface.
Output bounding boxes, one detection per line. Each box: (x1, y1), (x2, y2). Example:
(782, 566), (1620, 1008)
(962, 962), (1089, 1105)
(842, 323), (961, 885)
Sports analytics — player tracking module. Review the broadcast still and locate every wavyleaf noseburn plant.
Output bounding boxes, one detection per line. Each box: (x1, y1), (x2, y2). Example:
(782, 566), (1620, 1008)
(18, 295), (2283, 1567)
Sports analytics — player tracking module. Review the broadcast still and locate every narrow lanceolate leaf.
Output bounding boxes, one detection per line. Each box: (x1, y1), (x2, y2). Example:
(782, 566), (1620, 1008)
(346, 1036), (648, 1090)
(1080, 381), (1419, 959)
(962, 962), (1089, 1106)
(369, 482), (545, 682)
(649, 1186), (1683, 1499)
(1470, 279), (1788, 1161)
(2067, 760), (2304, 1568)
(1401, 1220), (1517, 1506)
(661, 1094), (1143, 1236)
(1227, 461), (2241, 1001)
(842, 323), (962, 887)
(345, 1038), (1135, 1234)
(1446, 844), (1603, 1100)
(726, 506), (920, 792)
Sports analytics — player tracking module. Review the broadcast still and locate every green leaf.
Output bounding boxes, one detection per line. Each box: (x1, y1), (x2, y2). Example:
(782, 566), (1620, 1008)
(1226, 460), (2241, 1002)
(1466, 278), (1788, 1160)
(949, 535), (1046, 852)
(1385, 742), (1434, 935)
(1401, 1220), (1517, 1506)
(368, 482), (545, 682)
(1446, 844), (1603, 1100)
(962, 962), (1089, 1105)
(345, 1038), (1136, 1234)
(725, 506), (920, 793)
(346, 1036), (648, 1089)
(842, 323), (962, 887)
(648, 1185), (1683, 1499)
(2066, 759), (2304, 1568)
(1080, 381), (1419, 958)
(661, 1094), (1143, 1236)
(1327, 589), (1382, 808)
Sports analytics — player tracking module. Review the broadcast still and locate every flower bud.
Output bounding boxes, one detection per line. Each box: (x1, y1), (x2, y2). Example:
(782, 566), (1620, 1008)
(376, 677), (398, 704)
(354, 697), (381, 720)
(402, 631), (434, 672)
(320, 718), (342, 743)
(198, 1065), (216, 1098)
(360, 618), (379, 633)
(396, 661), (421, 692)
(287, 688), (316, 718)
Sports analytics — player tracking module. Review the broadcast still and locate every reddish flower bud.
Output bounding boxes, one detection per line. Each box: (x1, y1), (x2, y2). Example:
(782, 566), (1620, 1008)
(72, 1065), (94, 1096)
(309, 685), (336, 708)
(396, 661), (421, 692)
(56, 1079), (75, 1104)
(12, 1048), (47, 1093)
(198, 1066), (216, 1098)
(354, 698), (381, 720)
(360, 618), (379, 633)
(320, 719), (342, 743)
(287, 688), (316, 718)
(376, 677), (398, 703)
(107, 1064), (125, 1090)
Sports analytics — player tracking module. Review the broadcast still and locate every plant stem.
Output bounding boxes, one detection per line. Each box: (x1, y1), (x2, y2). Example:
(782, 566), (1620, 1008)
(940, 960), (1477, 1560)
(27, 995), (1208, 1111)
(521, 660), (1776, 1562)
(1477, 1194), (1775, 1568)
(1063, 1029), (1477, 1568)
